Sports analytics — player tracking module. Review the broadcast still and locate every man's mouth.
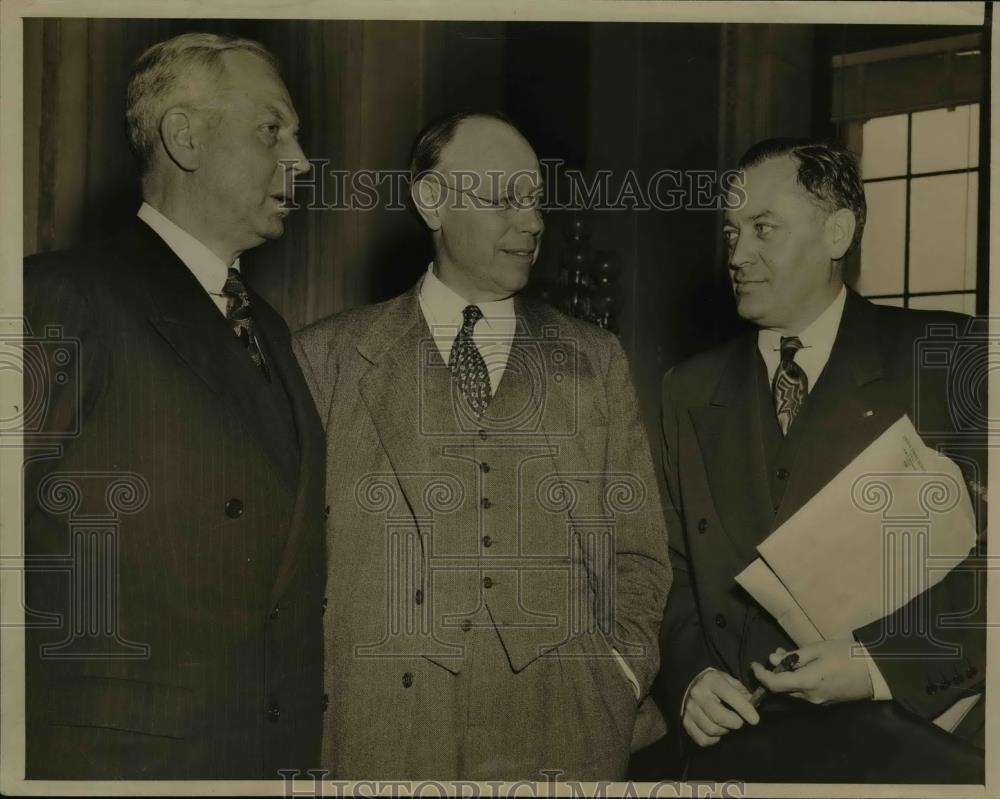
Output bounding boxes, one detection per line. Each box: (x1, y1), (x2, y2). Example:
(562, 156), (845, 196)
(501, 248), (535, 259)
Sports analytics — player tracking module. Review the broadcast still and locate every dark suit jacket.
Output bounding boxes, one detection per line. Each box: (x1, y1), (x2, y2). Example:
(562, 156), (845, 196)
(655, 291), (986, 754)
(22, 219), (327, 779)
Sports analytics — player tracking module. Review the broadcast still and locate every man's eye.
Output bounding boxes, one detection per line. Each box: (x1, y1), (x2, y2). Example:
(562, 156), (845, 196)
(262, 123), (280, 139)
(723, 228), (738, 245)
(755, 223), (773, 236)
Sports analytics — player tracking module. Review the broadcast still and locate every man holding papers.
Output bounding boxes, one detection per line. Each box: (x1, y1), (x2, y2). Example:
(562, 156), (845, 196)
(655, 138), (986, 779)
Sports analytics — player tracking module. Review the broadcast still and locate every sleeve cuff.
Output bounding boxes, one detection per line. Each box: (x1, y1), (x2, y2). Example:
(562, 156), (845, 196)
(857, 641), (892, 700)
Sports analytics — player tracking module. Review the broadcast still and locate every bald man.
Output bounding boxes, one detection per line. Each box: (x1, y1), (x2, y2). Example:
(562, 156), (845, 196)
(294, 111), (671, 779)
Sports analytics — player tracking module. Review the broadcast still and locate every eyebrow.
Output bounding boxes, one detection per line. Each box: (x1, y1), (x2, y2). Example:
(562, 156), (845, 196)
(264, 103), (299, 133)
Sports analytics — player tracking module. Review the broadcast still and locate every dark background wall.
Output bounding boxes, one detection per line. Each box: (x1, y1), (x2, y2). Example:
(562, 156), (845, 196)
(24, 18), (986, 450)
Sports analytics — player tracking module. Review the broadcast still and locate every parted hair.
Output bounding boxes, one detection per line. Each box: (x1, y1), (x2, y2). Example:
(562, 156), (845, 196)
(738, 137), (868, 254)
(125, 32), (278, 176)
(408, 109), (521, 181)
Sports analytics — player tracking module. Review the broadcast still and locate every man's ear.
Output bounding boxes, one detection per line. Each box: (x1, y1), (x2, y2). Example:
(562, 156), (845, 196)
(826, 207), (857, 261)
(159, 107), (201, 172)
(411, 176), (443, 231)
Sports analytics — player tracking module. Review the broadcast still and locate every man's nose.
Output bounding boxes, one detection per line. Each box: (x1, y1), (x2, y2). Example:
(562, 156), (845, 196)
(284, 137), (311, 177)
(517, 206), (544, 236)
(728, 234), (754, 269)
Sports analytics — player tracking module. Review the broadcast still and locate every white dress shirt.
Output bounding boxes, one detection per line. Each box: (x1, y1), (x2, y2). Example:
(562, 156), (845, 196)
(418, 263), (516, 395)
(137, 202), (239, 317)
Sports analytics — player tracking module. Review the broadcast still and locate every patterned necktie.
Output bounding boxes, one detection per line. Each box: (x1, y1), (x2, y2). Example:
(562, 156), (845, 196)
(449, 305), (492, 417)
(221, 267), (271, 382)
(772, 335), (808, 435)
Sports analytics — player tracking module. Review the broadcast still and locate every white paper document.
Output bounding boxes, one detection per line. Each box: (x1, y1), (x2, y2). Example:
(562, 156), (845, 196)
(736, 414), (977, 643)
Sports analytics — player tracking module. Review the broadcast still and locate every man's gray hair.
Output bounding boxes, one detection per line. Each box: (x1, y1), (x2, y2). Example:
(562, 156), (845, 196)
(125, 32), (278, 176)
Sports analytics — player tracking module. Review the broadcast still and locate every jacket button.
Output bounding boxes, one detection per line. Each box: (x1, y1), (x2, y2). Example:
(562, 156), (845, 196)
(697, 518), (708, 534)
(225, 498), (244, 518)
(321, 693), (329, 712)
(480, 462), (491, 473)
(324, 505), (331, 519)
(461, 619), (472, 632)
(483, 576), (493, 589)
(775, 467), (790, 481)
(482, 535), (493, 548)
(322, 596), (328, 614)
(478, 429), (488, 441)
(714, 613), (726, 629)
(269, 603), (280, 620)
(415, 588), (424, 605)
(267, 703), (281, 722)
(481, 497), (492, 509)
(402, 672), (414, 688)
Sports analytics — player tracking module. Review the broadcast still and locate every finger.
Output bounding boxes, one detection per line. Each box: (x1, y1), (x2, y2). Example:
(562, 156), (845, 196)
(688, 701), (729, 738)
(683, 714), (720, 748)
(790, 642), (823, 667)
(768, 647), (788, 667)
(751, 660), (809, 694)
(702, 697), (745, 731)
(716, 678), (761, 725)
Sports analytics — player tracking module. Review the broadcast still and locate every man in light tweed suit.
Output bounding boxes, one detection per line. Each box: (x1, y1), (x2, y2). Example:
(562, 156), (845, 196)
(294, 111), (671, 780)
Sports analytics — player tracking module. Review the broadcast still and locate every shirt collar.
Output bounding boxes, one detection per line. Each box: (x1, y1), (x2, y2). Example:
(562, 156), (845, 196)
(757, 286), (848, 391)
(137, 202), (240, 296)
(418, 262), (515, 334)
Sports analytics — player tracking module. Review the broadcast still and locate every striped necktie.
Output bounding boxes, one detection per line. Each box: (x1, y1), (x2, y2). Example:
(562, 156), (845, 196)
(221, 267), (271, 382)
(772, 335), (807, 435)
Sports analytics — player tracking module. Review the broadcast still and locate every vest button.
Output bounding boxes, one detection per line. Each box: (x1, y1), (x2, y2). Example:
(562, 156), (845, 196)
(322, 596), (328, 614)
(481, 497), (492, 509)
(697, 518), (709, 534)
(775, 467), (790, 481)
(714, 613), (727, 629)
(402, 672), (414, 688)
(461, 619), (472, 632)
(225, 498), (244, 518)
(267, 703), (281, 722)
(269, 603), (280, 620)
(480, 462), (491, 473)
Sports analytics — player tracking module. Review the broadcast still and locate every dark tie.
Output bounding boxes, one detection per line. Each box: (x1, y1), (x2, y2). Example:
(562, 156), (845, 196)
(221, 267), (271, 382)
(772, 336), (807, 435)
(449, 305), (492, 417)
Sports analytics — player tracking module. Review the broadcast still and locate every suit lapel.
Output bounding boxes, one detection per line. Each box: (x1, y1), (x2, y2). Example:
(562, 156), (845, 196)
(773, 292), (889, 528)
(262, 306), (325, 604)
(357, 284), (446, 534)
(690, 335), (774, 563)
(128, 222), (289, 474)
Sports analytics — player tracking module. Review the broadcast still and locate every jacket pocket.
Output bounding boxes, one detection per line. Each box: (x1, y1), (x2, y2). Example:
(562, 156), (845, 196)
(43, 675), (196, 739)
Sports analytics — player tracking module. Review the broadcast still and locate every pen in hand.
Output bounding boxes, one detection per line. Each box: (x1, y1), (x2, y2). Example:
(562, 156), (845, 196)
(749, 651), (799, 708)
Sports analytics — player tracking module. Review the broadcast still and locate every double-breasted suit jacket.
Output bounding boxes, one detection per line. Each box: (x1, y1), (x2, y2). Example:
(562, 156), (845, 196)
(656, 290), (986, 747)
(23, 219), (327, 778)
(294, 283), (671, 779)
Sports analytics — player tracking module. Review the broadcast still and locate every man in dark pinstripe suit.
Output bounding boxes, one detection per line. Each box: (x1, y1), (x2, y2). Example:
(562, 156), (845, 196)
(22, 33), (326, 779)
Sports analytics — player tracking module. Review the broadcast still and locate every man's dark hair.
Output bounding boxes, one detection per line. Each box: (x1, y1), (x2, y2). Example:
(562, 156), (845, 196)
(408, 109), (521, 181)
(737, 137), (867, 255)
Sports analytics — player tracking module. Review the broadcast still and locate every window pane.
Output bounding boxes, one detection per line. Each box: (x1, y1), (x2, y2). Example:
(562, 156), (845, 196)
(858, 180), (906, 295)
(909, 172), (977, 294)
(861, 114), (908, 179)
(911, 104), (979, 174)
(909, 293), (976, 315)
(870, 296), (905, 308)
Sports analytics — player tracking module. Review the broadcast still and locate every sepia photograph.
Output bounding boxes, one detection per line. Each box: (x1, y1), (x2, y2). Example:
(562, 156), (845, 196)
(0, 0), (993, 795)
